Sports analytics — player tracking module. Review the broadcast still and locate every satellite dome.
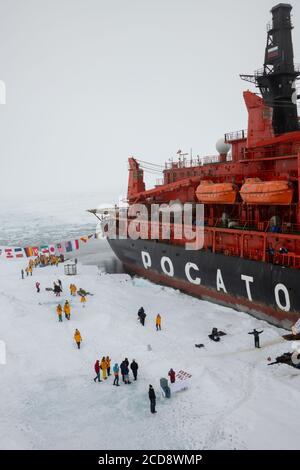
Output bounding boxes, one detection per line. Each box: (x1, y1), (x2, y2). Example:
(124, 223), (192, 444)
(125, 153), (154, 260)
(216, 138), (231, 155)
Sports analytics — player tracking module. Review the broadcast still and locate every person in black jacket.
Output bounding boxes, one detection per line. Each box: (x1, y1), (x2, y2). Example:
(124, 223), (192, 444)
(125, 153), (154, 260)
(138, 307), (144, 320)
(120, 360), (126, 382)
(138, 307), (146, 326)
(149, 385), (156, 413)
(130, 360), (139, 381)
(248, 329), (263, 348)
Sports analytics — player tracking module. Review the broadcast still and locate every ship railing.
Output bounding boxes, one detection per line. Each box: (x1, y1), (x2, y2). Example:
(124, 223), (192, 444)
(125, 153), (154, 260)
(243, 146), (298, 160)
(266, 19), (293, 32)
(164, 155), (221, 169)
(255, 64), (300, 77)
(212, 218), (300, 235)
(224, 129), (247, 143)
(212, 218), (269, 232)
(282, 222), (300, 234)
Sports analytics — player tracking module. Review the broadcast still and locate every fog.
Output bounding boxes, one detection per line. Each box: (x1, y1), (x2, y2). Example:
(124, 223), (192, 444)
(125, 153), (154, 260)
(0, 0), (299, 204)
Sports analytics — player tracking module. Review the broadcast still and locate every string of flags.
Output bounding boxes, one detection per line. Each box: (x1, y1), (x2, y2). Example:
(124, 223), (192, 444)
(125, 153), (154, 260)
(0, 234), (95, 260)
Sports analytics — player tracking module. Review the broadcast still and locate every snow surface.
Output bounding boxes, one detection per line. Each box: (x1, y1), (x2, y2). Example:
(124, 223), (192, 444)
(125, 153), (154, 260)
(0, 256), (300, 450)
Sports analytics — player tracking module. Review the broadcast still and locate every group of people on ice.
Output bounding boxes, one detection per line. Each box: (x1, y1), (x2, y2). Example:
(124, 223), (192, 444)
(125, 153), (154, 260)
(21, 255), (63, 279)
(93, 356), (111, 382)
(138, 307), (162, 330)
(93, 357), (139, 386)
(56, 301), (71, 321)
(21, 258), (36, 278)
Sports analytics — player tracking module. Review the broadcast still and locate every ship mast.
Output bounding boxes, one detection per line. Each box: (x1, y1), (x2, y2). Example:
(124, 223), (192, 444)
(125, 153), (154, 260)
(241, 3), (300, 135)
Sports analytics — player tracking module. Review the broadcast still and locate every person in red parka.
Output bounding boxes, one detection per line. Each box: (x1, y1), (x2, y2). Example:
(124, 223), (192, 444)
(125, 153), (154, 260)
(94, 360), (101, 382)
(168, 368), (176, 384)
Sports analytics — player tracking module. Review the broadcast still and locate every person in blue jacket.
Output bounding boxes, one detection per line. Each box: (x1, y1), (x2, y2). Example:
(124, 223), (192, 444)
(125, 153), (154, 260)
(113, 363), (120, 386)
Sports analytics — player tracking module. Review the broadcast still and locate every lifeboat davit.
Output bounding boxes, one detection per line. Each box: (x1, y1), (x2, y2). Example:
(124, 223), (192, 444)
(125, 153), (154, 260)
(195, 181), (238, 204)
(240, 178), (293, 205)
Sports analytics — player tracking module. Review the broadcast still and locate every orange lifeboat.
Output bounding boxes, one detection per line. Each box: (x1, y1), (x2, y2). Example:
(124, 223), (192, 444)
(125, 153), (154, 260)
(240, 178), (293, 205)
(195, 181), (238, 204)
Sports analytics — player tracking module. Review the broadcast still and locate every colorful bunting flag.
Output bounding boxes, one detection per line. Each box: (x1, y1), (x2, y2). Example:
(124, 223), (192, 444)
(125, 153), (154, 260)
(65, 241), (73, 252)
(14, 247), (24, 258)
(0, 233), (95, 260)
(24, 247), (33, 257)
(32, 247), (39, 257)
(49, 245), (56, 255)
(56, 243), (64, 254)
(72, 239), (79, 250)
(5, 248), (13, 259)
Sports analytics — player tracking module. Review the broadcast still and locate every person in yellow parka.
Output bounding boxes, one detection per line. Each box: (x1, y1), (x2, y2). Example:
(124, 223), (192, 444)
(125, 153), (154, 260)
(64, 301), (71, 320)
(28, 266), (33, 276)
(156, 314), (161, 331)
(100, 356), (107, 380)
(106, 356), (111, 376)
(56, 304), (63, 322)
(74, 329), (82, 349)
(80, 294), (86, 307)
(70, 284), (77, 296)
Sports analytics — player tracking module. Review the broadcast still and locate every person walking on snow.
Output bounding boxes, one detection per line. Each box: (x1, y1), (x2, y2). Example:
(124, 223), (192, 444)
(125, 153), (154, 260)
(64, 301), (71, 320)
(57, 279), (62, 291)
(100, 357), (107, 380)
(130, 360), (138, 381)
(168, 368), (176, 384)
(80, 294), (86, 307)
(21, 269), (24, 279)
(248, 329), (264, 348)
(156, 314), (161, 331)
(94, 360), (101, 382)
(149, 385), (157, 414)
(74, 329), (82, 349)
(106, 356), (111, 376)
(138, 307), (144, 321)
(113, 363), (120, 386)
(28, 266), (32, 276)
(56, 304), (63, 322)
(35, 281), (40, 293)
(138, 307), (146, 326)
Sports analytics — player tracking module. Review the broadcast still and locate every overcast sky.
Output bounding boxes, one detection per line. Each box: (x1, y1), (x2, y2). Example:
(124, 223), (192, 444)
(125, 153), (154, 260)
(0, 0), (299, 203)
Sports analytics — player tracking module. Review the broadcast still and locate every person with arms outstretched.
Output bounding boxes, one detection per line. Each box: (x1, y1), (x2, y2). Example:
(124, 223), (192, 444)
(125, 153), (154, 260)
(248, 329), (263, 348)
